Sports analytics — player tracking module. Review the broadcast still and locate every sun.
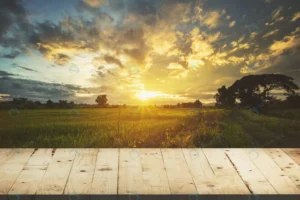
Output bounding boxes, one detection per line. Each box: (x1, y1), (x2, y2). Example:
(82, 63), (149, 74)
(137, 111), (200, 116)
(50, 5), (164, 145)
(136, 91), (159, 101)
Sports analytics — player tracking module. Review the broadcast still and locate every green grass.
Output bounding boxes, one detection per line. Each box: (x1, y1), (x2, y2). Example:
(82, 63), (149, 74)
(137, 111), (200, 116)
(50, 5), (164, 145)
(0, 107), (299, 148)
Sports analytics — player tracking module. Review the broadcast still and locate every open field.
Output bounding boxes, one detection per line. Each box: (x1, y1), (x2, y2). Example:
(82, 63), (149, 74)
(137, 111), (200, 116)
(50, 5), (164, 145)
(0, 107), (299, 148)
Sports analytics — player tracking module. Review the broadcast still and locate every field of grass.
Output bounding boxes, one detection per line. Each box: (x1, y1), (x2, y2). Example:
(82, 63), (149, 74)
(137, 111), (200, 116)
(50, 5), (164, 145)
(0, 107), (299, 148)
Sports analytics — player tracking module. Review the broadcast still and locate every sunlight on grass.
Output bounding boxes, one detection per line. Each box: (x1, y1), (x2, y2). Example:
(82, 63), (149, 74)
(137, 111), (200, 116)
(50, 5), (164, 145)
(0, 108), (299, 148)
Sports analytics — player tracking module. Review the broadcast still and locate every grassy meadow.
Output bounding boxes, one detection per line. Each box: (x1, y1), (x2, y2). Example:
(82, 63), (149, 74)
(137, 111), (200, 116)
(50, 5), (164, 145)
(0, 107), (299, 148)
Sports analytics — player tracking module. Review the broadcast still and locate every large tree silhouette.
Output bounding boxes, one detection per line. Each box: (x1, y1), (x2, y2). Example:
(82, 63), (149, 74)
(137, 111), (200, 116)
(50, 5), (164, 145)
(215, 74), (299, 107)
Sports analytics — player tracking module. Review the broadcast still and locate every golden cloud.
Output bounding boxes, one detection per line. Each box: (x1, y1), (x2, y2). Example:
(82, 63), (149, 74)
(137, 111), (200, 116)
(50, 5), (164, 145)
(269, 32), (300, 56)
(291, 12), (300, 22)
(82, 0), (106, 7)
(229, 21), (236, 28)
(263, 29), (279, 38)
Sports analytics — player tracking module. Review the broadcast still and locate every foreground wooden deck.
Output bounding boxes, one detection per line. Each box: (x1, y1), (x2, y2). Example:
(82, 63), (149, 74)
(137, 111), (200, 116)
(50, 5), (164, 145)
(0, 148), (299, 195)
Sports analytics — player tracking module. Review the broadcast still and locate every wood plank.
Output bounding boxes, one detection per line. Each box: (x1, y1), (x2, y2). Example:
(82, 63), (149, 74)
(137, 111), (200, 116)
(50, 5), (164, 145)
(2, 148), (300, 195)
(282, 148), (300, 165)
(26, 149), (54, 166)
(202, 149), (250, 194)
(182, 149), (220, 194)
(118, 149), (143, 194)
(224, 149), (277, 194)
(244, 149), (300, 194)
(161, 149), (197, 194)
(264, 148), (300, 189)
(64, 149), (98, 194)
(0, 149), (34, 194)
(9, 149), (54, 194)
(118, 149), (171, 195)
(0, 149), (15, 164)
(139, 149), (170, 194)
(36, 149), (77, 194)
(89, 149), (119, 194)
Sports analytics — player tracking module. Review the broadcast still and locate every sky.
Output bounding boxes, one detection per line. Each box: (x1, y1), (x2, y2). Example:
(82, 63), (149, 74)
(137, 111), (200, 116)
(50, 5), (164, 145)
(0, 0), (299, 105)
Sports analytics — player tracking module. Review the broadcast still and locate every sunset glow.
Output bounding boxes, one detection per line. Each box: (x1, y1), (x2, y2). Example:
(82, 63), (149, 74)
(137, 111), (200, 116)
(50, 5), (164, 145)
(0, 0), (299, 105)
(136, 91), (160, 101)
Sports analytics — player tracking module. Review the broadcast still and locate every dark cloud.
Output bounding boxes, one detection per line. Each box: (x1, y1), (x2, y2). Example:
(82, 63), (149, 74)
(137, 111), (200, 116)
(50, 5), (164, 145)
(261, 53), (300, 85)
(53, 54), (71, 66)
(27, 21), (77, 65)
(103, 55), (125, 69)
(0, 71), (14, 77)
(0, 0), (27, 41)
(0, 0), (32, 56)
(0, 77), (87, 102)
(12, 82), (23, 89)
(33, 21), (74, 44)
(1, 51), (21, 59)
(12, 64), (39, 73)
(0, 76), (115, 103)
(127, 0), (157, 16)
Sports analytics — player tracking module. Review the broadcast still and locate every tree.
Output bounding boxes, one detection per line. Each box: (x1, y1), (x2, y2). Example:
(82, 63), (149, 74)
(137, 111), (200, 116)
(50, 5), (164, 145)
(46, 100), (53, 108)
(194, 100), (203, 108)
(215, 74), (299, 108)
(59, 100), (68, 108)
(12, 98), (27, 105)
(214, 86), (235, 107)
(95, 95), (108, 107)
(69, 101), (75, 107)
(283, 94), (300, 108)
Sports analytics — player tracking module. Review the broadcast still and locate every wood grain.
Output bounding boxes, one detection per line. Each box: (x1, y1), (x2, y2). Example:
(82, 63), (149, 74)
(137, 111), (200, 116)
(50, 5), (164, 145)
(224, 149), (277, 194)
(202, 149), (250, 194)
(265, 148), (300, 189)
(161, 149), (197, 194)
(9, 149), (54, 194)
(282, 148), (300, 165)
(0, 149), (34, 194)
(244, 149), (300, 194)
(89, 149), (119, 194)
(36, 149), (76, 194)
(0, 148), (299, 195)
(64, 149), (98, 194)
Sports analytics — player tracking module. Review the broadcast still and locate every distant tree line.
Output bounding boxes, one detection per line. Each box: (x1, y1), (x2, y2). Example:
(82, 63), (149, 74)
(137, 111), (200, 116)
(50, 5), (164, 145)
(0, 98), (81, 109)
(0, 95), (123, 109)
(161, 100), (203, 109)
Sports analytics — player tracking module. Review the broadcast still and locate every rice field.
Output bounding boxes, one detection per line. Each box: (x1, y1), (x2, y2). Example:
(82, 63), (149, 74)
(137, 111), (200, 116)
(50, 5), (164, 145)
(0, 107), (299, 148)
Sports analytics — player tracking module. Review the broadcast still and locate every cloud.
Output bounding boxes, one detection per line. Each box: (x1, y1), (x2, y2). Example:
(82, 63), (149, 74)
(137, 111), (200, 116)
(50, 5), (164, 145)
(0, 77), (92, 102)
(102, 55), (125, 69)
(229, 21), (236, 28)
(1, 51), (21, 59)
(263, 29), (279, 38)
(271, 7), (284, 22)
(53, 54), (71, 66)
(269, 28), (300, 56)
(167, 63), (184, 69)
(82, 0), (107, 8)
(0, 0), (27, 42)
(12, 64), (39, 73)
(0, 71), (14, 77)
(0, 0), (300, 104)
(201, 11), (224, 28)
(291, 12), (300, 22)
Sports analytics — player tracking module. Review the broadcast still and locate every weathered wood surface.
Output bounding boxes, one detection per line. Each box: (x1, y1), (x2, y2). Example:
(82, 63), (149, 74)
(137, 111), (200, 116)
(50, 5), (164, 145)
(0, 148), (300, 194)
